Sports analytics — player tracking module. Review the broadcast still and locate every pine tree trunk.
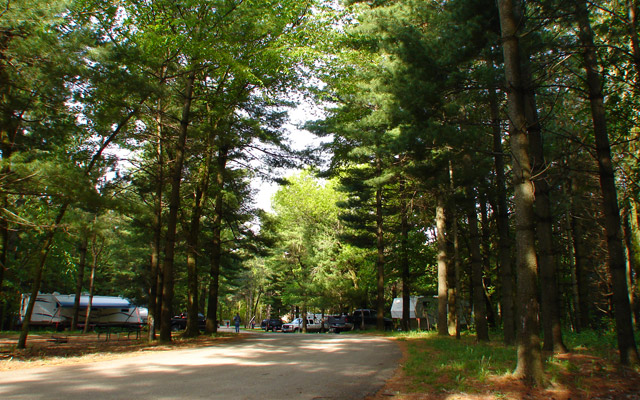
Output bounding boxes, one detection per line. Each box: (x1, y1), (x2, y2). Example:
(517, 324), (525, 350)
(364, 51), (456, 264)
(467, 185), (489, 341)
(497, 0), (544, 384)
(401, 186), (411, 332)
(206, 147), (229, 334)
(522, 60), (567, 354)
(488, 72), (516, 345)
(71, 236), (88, 330)
(160, 69), (196, 342)
(630, 200), (640, 326)
(623, 207), (638, 327)
(575, 0), (639, 365)
(436, 192), (449, 336)
(82, 245), (97, 334)
(148, 97), (165, 341)
(375, 157), (385, 331)
(184, 155), (211, 337)
(448, 162), (462, 339)
(568, 174), (590, 329)
(479, 195), (496, 327)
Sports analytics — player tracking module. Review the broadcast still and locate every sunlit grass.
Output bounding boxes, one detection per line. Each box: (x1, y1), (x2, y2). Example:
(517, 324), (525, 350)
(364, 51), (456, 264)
(392, 331), (514, 393)
(390, 328), (638, 395)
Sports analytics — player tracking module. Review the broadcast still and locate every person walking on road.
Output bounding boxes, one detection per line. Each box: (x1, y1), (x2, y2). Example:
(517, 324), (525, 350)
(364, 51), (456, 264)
(234, 313), (241, 333)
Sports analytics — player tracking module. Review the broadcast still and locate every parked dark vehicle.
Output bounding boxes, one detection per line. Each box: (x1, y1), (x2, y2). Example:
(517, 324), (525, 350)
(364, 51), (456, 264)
(327, 314), (353, 333)
(351, 309), (393, 330)
(171, 312), (206, 331)
(262, 318), (284, 332)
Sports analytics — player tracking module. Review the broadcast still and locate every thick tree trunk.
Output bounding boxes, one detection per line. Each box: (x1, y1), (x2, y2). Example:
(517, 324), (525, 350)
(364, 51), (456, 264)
(160, 69), (196, 342)
(497, 0), (544, 385)
(575, 0), (639, 365)
(522, 60), (567, 354)
(71, 236), (88, 330)
(206, 147), (229, 334)
(436, 192), (449, 336)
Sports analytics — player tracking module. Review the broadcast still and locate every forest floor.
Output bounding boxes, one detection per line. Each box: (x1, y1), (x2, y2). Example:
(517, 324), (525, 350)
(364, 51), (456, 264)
(0, 331), (241, 371)
(366, 334), (640, 400)
(1, 330), (639, 399)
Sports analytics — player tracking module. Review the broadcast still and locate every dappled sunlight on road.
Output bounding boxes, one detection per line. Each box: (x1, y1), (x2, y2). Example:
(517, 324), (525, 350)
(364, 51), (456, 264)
(0, 333), (401, 400)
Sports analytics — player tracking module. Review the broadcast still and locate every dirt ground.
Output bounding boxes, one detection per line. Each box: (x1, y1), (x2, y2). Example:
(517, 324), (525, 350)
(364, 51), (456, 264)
(0, 331), (239, 371)
(2, 332), (640, 399)
(366, 340), (640, 400)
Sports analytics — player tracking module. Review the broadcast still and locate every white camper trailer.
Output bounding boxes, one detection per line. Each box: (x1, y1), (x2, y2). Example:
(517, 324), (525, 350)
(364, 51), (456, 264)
(20, 293), (146, 328)
(391, 296), (470, 330)
(390, 296), (437, 330)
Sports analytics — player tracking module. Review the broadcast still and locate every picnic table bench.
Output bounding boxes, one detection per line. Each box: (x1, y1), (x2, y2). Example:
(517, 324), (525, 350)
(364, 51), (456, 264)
(95, 324), (143, 341)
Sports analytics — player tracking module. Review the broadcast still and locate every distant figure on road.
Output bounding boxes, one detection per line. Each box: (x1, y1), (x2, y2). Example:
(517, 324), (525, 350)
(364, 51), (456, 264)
(234, 313), (241, 333)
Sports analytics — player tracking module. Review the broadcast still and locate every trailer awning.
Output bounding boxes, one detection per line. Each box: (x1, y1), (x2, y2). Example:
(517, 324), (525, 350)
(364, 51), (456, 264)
(54, 295), (133, 309)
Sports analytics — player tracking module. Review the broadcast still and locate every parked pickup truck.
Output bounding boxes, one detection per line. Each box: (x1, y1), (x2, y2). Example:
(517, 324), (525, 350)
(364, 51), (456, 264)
(327, 315), (353, 333)
(282, 317), (323, 333)
(170, 312), (206, 331)
(351, 309), (393, 330)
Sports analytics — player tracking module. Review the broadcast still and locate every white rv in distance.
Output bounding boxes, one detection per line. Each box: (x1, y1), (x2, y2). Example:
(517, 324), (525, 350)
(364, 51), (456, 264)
(20, 292), (147, 329)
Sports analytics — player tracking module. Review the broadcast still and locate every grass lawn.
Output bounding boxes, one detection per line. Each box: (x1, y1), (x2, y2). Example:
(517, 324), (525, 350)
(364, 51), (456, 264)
(367, 329), (640, 400)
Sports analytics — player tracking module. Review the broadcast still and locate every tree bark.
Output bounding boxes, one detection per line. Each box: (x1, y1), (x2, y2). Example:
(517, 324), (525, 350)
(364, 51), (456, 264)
(630, 200), (640, 326)
(401, 184), (411, 332)
(467, 185), (489, 341)
(436, 192), (449, 336)
(497, 0), (544, 385)
(488, 60), (515, 345)
(148, 96), (165, 341)
(71, 236), (88, 330)
(375, 155), (385, 331)
(522, 59), (567, 354)
(184, 155), (213, 336)
(82, 236), (99, 334)
(575, 0), (639, 365)
(160, 69), (196, 342)
(623, 206), (638, 327)
(206, 146), (229, 334)
(448, 162), (462, 339)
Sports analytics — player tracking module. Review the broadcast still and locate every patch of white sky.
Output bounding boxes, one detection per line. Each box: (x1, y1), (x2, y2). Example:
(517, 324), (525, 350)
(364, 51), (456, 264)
(251, 97), (331, 213)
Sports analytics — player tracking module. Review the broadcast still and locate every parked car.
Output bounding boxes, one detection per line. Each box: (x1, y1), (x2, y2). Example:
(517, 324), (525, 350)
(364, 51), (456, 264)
(282, 317), (323, 333)
(171, 312), (206, 331)
(327, 314), (353, 333)
(262, 318), (284, 332)
(351, 309), (393, 330)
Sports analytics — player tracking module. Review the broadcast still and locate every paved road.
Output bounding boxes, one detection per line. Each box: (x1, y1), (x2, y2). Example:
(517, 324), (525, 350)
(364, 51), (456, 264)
(0, 332), (401, 400)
